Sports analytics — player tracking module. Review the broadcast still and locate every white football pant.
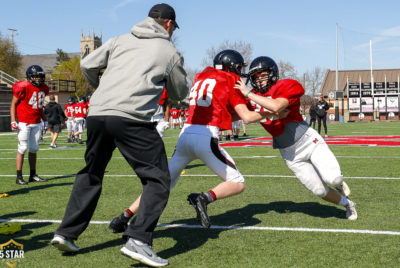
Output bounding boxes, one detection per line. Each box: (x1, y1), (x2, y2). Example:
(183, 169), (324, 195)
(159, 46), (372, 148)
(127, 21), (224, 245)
(280, 127), (343, 197)
(17, 122), (42, 154)
(168, 124), (245, 189)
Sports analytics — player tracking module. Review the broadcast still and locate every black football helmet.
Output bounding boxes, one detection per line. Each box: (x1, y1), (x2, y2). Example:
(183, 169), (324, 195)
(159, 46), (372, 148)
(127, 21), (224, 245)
(79, 96), (86, 103)
(67, 96), (75, 104)
(213, 49), (245, 76)
(248, 56), (279, 93)
(26, 65), (45, 86)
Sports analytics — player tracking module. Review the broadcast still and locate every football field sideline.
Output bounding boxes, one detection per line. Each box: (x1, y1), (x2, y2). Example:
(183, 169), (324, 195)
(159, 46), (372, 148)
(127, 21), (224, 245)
(0, 218), (399, 236)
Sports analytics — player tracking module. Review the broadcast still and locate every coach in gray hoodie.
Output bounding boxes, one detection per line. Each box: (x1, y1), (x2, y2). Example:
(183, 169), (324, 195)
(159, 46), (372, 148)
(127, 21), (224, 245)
(52, 4), (189, 267)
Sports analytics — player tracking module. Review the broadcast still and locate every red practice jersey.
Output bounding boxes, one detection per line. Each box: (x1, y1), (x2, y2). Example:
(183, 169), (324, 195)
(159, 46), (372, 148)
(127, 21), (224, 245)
(186, 67), (245, 130)
(64, 103), (75, 117)
(13, 81), (49, 124)
(247, 79), (304, 136)
(73, 102), (88, 118)
(170, 108), (179, 119)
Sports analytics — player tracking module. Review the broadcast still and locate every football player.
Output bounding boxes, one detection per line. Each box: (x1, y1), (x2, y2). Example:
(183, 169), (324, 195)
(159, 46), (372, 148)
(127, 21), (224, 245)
(151, 88), (170, 138)
(64, 97), (76, 143)
(73, 96), (88, 144)
(234, 56), (357, 220)
(109, 50), (285, 231)
(10, 65), (49, 185)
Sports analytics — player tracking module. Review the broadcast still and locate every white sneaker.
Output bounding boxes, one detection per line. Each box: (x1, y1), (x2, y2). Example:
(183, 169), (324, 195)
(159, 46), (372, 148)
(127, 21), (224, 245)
(325, 134), (328, 138)
(51, 234), (79, 252)
(336, 181), (351, 197)
(346, 200), (358, 220)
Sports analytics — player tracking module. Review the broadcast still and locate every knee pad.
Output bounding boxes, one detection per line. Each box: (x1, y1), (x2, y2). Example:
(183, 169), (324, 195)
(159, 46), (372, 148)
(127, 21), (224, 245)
(330, 175), (344, 187)
(312, 185), (329, 197)
(18, 144), (28, 154)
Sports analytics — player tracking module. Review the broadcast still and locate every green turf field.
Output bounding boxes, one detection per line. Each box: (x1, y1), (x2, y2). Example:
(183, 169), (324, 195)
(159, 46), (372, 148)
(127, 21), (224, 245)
(0, 121), (399, 267)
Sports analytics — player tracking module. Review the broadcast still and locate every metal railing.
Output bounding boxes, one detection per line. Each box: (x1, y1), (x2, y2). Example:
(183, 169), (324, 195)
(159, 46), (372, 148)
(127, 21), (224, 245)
(0, 70), (18, 87)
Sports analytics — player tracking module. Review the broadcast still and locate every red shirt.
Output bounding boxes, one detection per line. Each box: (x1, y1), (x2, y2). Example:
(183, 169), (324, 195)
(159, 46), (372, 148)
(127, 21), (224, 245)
(247, 79), (304, 136)
(13, 81), (49, 124)
(64, 103), (75, 117)
(186, 67), (245, 130)
(170, 108), (179, 119)
(73, 102), (88, 118)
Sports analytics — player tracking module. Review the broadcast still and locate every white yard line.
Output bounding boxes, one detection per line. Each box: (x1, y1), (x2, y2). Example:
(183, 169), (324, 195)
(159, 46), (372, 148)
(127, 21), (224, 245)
(0, 218), (398, 236)
(0, 174), (399, 180)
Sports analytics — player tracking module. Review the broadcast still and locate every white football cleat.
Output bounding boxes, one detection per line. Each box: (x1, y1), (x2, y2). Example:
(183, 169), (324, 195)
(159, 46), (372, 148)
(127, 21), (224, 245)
(346, 200), (358, 221)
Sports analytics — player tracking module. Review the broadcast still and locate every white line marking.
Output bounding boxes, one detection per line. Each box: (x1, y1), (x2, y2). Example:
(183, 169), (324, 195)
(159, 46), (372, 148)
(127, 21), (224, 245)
(0, 174), (399, 180)
(0, 218), (398, 236)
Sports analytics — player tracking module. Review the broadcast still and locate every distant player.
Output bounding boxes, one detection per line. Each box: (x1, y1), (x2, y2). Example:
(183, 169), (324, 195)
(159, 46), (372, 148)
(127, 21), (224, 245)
(170, 106), (180, 128)
(73, 96), (88, 144)
(10, 65), (49, 185)
(152, 88), (170, 137)
(235, 56), (357, 220)
(109, 49), (282, 231)
(64, 97), (76, 143)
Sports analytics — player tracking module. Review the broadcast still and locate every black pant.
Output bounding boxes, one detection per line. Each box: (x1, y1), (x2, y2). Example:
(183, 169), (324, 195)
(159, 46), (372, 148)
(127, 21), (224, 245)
(317, 114), (327, 135)
(56, 116), (170, 245)
(309, 117), (316, 128)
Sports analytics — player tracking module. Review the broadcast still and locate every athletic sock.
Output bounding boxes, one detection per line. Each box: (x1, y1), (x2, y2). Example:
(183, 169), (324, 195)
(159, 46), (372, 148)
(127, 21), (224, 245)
(339, 196), (349, 206)
(16, 170), (22, 177)
(30, 169), (36, 177)
(203, 190), (216, 204)
(123, 209), (134, 219)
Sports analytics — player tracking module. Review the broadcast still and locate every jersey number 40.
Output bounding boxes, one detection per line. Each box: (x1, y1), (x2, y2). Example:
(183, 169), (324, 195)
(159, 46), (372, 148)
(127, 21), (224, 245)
(189, 79), (216, 107)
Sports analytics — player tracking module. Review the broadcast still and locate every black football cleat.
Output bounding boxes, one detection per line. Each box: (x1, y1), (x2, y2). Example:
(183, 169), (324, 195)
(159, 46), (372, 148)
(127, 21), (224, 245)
(16, 176), (28, 185)
(109, 213), (130, 233)
(187, 193), (211, 228)
(29, 175), (47, 182)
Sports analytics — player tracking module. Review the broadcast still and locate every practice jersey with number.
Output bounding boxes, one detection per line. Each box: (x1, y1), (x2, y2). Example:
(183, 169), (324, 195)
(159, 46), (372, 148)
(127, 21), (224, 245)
(73, 102), (87, 118)
(186, 67), (245, 130)
(64, 104), (75, 117)
(170, 108), (179, 119)
(13, 81), (49, 124)
(247, 79), (304, 136)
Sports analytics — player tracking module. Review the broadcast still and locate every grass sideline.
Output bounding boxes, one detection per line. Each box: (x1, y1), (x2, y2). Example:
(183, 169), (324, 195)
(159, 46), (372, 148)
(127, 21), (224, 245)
(0, 121), (400, 267)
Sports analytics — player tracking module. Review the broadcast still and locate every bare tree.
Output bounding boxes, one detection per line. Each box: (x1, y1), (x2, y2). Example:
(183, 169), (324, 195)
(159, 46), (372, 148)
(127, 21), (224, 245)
(278, 60), (298, 80)
(201, 40), (253, 70)
(304, 66), (326, 97)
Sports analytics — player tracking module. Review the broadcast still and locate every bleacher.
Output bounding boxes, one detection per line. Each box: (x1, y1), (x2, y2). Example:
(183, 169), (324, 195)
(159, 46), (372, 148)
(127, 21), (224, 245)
(0, 70), (18, 132)
(0, 83), (12, 132)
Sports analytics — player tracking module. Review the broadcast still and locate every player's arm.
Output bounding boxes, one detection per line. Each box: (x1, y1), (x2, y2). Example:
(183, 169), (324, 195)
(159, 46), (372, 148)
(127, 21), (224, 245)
(10, 96), (18, 123)
(234, 79), (289, 113)
(10, 96), (19, 130)
(234, 104), (272, 124)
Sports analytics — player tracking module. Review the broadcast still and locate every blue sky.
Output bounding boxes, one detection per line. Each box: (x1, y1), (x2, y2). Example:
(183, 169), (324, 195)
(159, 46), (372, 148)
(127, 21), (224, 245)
(2, 0), (400, 74)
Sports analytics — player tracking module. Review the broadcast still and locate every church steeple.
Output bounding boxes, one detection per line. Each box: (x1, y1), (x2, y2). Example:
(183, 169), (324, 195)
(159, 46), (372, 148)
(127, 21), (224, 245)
(80, 30), (102, 58)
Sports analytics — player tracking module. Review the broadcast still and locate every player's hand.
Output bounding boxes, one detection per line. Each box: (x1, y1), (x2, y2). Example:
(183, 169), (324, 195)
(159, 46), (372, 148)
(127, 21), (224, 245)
(234, 79), (250, 96)
(11, 121), (19, 131)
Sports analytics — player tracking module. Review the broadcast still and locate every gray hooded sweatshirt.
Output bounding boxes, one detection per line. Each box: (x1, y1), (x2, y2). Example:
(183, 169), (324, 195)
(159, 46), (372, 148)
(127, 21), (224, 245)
(80, 17), (189, 122)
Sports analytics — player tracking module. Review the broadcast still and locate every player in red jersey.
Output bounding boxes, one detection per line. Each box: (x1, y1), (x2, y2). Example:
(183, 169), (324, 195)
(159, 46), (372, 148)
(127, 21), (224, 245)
(73, 96), (88, 144)
(109, 50), (283, 231)
(64, 97), (76, 143)
(170, 106), (180, 128)
(152, 88), (170, 137)
(10, 65), (49, 185)
(235, 56), (357, 220)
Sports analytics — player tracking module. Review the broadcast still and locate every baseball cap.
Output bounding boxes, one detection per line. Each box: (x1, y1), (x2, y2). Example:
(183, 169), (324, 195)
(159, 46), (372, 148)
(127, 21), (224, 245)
(148, 3), (179, 28)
